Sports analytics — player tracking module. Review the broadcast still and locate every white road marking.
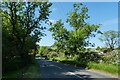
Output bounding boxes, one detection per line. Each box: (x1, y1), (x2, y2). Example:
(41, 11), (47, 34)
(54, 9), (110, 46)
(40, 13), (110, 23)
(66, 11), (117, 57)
(54, 65), (85, 80)
(54, 65), (62, 69)
(68, 72), (84, 79)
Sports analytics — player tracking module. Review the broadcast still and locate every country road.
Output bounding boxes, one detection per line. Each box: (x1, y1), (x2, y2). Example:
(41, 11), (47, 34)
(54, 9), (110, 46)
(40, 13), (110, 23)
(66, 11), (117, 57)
(37, 59), (118, 80)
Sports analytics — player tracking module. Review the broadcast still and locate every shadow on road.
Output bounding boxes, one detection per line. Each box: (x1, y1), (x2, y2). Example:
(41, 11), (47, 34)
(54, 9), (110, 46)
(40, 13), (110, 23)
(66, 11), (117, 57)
(37, 59), (118, 80)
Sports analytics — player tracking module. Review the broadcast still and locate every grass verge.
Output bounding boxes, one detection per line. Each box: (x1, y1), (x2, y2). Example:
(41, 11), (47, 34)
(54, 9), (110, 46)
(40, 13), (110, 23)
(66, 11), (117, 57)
(51, 58), (119, 75)
(2, 59), (40, 78)
(87, 62), (119, 75)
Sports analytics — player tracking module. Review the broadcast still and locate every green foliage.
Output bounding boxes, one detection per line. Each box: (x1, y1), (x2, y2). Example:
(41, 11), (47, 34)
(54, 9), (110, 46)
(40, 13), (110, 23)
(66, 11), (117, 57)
(48, 52), (59, 58)
(37, 46), (52, 59)
(101, 50), (118, 64)
(96, 46), (101, 50)
(51, 56), (119, 75)
(59, 60), (88, 68)
(2, 2), (52, 74)
(116, 46), (120, 50)
(37, 46), (59, 60)
(99, 30), (118, 50)
(49, 3), (100, 56)
(66, 3), (89, 30)
(49, 20), (68, 53)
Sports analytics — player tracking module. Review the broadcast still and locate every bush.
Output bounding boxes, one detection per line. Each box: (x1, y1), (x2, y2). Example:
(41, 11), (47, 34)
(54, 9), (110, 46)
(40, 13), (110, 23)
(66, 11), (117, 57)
(77, 51), (102, 63)
(60, 60), (88, 68)
(101, 50), (118, 64)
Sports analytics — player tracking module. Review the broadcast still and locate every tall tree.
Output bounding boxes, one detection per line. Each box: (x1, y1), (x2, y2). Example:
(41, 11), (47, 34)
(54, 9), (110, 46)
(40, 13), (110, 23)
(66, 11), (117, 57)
(49, 3), (100, 55)
(2, 2), (52, 58)
(49, 20), (68, 53)
(2, 1), (52, 73)
(99, 30), (118, 50)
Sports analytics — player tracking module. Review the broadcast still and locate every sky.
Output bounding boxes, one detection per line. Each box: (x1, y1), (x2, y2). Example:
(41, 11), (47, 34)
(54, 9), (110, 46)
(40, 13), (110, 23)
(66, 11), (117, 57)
(38, 2), (118, 48)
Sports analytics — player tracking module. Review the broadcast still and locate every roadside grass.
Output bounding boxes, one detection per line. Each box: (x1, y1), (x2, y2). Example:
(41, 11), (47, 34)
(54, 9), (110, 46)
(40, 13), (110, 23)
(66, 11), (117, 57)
(3, 59), (40, 78)
(50, 58), (119, 75)
(87, 62), (119, 75)
(22, 60), (40, 78)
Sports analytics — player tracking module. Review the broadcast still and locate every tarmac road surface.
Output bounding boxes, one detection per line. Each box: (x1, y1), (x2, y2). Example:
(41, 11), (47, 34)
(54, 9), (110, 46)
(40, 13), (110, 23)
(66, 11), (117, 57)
(37, 59), (119, 80)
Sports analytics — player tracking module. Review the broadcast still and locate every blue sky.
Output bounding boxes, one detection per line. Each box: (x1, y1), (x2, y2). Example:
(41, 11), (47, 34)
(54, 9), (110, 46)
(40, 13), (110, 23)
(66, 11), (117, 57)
(38, 2), (118, 48)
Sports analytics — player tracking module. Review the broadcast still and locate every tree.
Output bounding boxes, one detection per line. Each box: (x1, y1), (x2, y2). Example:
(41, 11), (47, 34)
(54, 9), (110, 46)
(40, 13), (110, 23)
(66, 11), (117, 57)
(37, 46), (49, 57)
(2, 2), (52, 57)
(2, 1), (52, 73)
(99, 30), (118, 50)
(49, 20), (68, 53)
(49, 3), (100, 55)
(96, 46), (101, 51)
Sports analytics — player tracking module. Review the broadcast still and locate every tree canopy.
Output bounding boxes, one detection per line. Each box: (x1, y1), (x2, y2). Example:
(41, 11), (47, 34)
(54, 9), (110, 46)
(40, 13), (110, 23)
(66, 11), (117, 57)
(49, 3), (100, 55)
(99, 30), (118, 50)
(2, 2), (52, 73)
